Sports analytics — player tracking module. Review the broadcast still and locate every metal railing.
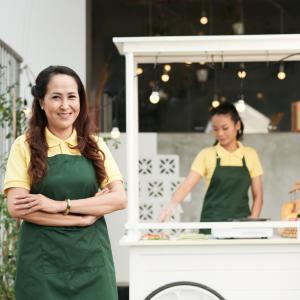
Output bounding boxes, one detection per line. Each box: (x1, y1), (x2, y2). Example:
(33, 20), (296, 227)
(0, 39), (23, 188)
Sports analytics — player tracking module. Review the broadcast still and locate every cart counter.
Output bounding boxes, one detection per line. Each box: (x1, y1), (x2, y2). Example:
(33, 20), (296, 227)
(121, 236), (300, 300)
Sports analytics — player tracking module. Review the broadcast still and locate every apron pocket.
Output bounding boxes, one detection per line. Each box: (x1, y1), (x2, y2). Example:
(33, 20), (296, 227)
(41, 226), (105, 274)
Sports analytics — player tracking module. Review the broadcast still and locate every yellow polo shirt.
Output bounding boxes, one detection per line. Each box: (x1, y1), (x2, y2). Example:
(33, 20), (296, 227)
(191, 142), (263, 190)
(3, 128), (123, 194)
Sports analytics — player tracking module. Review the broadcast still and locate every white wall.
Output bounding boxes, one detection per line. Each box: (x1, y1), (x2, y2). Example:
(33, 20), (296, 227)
(0, 0), (86, 99)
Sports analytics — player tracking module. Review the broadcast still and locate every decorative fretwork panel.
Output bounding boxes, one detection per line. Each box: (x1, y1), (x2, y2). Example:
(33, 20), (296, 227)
(137, 154), (191, 233)
(157, 155), (179, 176)
(139, 203), (154, 221)
(146, 180), (165, 199)
(139, 158), (154, 175)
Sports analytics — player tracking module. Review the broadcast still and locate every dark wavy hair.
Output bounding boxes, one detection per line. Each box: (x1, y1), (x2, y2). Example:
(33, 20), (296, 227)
(26, 65), (107, 185)
(209, 102), (244, 140)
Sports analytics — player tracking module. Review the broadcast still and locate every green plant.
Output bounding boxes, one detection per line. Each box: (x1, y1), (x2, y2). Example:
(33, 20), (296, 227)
(102, 136), (121, 149)
(0, 65), (26, 300)
(0, 193), (18, 300)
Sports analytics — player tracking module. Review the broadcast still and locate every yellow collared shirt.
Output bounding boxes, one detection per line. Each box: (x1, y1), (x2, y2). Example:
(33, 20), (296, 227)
(3, 128), (123, 194)
(191, 142), (263, 190)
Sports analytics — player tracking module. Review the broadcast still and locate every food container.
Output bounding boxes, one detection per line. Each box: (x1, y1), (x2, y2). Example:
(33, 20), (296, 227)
(279, 199), (300, 238)
(291, 101), (300, 132)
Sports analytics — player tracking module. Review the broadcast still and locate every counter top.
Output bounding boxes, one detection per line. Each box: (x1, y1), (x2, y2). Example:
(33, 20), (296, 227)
(120, 235), (300, 246)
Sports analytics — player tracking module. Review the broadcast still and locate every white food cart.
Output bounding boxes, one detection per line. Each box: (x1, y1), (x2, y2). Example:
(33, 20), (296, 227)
(113, 35), (300, 300)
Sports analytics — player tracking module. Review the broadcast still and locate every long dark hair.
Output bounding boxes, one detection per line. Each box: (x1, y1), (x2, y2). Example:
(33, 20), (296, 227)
(27, 65), (107, 185)
(209, 102), (244, 140)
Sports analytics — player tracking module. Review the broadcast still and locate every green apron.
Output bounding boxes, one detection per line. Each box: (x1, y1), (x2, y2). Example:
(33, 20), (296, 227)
(15, 154), (118, 300)
(200, 153), (251, 232)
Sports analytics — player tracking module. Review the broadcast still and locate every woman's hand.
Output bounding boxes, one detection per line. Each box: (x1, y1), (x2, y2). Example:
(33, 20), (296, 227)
(14, 194), (65, 215)
(159, 202), (177, 222)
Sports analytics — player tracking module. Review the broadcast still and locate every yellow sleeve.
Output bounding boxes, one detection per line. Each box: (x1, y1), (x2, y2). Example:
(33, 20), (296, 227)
(247, 148), (263, 178)
(190, 149), (207, 176)
(3, 135), (31, 195)
(96, 137), (123, 188)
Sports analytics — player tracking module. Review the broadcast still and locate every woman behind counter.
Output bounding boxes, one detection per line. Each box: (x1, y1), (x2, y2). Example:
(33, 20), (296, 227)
(160, 102), (263, 228)
(4, 66), (127, 299)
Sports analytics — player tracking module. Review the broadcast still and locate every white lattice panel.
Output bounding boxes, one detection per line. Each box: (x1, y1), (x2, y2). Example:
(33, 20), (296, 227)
(156, 155), (179, 176)
(143, 179), (166, 200)
(138, 155), (190, 233)
(139, 202), (155, 222)
(140, 177), (191, 203)
(139, 157), (154, 176)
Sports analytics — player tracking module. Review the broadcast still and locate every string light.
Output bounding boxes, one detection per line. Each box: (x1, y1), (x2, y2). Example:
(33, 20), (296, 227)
(161, 73), (170, 82)
(237, 63), (246, 79)
(212, 100), (220, 108)
(149, 91), (160, 104)
(277, 63), (286, 80)
(211, 92), (220, 108)
(164, 64), (171, 72)
(256, 92), (264, 100)
(236, 99), (246, 112)
(199, 12), (208, 25)
(136, 67), (143, 75)
(111, 126), (121, 139)
(220, 96), (227, 102)
(199, 0), (208, 25)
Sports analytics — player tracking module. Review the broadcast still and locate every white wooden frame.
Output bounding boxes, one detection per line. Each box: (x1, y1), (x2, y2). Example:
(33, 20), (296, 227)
(113, 34), (300, 240)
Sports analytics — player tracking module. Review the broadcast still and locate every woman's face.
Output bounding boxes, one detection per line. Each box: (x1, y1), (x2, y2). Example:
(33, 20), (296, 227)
(41, 74), (80, 138)
(211, 114), (240, 147)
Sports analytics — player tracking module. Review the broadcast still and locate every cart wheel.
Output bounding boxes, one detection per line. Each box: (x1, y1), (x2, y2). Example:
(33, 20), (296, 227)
(145, 281), (226, 300)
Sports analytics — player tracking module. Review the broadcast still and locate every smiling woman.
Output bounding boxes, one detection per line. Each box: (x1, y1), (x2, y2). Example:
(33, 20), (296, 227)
(40, 74), (80, 140)
(3, 66), (127, 300)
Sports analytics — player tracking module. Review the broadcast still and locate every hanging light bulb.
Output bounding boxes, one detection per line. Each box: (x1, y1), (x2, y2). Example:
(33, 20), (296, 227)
(277, 63), (286, 80)
(164, 64), (171, 72)
(196, 69), (208, 82)
(238, 70), (246, 79)
(211, 94), (220, 108)
(149, 90), (160, 104)
(111, 126), (121, 139)
(236, 99), (246, 112)
(220, 96), (227, 102)
(237, 63), (246, 79)
(161, 73), (170, 82)
(212, 100), (220, 108)
(185, 61), (192, 66)
(136, 67), (143, 75)
(199, 12), (208, 25)
(232, 22), (245, 35)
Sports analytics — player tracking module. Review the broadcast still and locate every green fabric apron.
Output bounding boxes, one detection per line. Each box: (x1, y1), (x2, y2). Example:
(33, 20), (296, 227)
(200, 154), (251, 233)
(15, 154), (118, 300)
